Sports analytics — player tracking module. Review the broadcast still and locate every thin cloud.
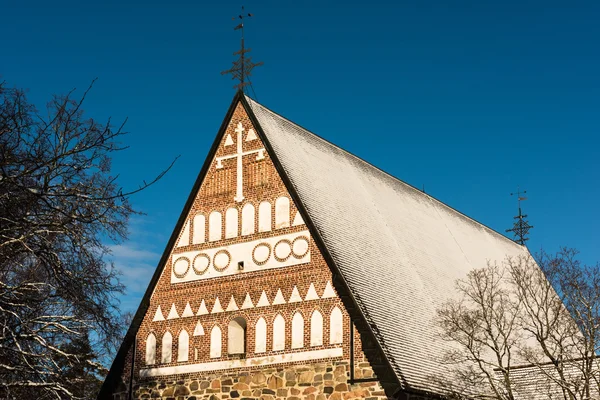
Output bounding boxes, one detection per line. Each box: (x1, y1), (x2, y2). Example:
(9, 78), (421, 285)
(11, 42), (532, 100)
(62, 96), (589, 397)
(107, 244), (160, 261)
(108, 242), (162, 313)
(106, 214), (171, 314)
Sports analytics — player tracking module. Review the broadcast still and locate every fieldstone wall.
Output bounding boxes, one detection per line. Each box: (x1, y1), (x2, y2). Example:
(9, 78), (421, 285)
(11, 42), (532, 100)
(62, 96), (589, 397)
(129, 360), (386, 400)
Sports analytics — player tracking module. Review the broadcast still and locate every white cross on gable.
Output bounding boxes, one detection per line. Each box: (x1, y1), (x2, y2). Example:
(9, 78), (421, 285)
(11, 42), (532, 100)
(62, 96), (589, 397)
(215, 122), (265, 202)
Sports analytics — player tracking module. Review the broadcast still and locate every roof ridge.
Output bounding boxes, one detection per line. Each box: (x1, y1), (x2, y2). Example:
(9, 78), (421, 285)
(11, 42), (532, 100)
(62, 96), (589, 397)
(245, 95), (523, 250)
(241, 95), (405, 395)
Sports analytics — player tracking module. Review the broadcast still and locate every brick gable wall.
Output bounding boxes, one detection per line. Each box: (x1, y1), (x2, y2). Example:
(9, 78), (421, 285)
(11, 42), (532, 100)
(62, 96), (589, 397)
(110, 103), (408, 400)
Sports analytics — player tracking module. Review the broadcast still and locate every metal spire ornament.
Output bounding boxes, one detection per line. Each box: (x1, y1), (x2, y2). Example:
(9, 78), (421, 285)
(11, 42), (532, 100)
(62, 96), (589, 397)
(221, 6), (263, 93)
(506, 188), (534, 245)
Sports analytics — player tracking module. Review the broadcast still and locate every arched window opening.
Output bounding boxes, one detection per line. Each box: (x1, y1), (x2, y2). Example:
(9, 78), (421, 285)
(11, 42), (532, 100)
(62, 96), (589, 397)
(209, 211), (222, 242)
(273, 314), (286, 351)
(145, 333), (156, 365)
(291, 312), (304, 349)
(192, 214), (206, 244)
(228, 317), (247, 355)
(255, 317), (267, 353)
(241, 203), (255, 236)
(258, 202), (272, 232)
(178, 329), (189, 362)
(330, 306), (344, 344)
(225, 208), (238, 239)
(161, 331), (172, 363)
(310, 310), (323, 347)
(210, 326), (222, 358)
(275, 197), (290, 229)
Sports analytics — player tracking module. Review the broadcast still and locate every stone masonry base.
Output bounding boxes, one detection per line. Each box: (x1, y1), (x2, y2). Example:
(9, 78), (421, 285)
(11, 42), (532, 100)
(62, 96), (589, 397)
(114, 359), (388, 400)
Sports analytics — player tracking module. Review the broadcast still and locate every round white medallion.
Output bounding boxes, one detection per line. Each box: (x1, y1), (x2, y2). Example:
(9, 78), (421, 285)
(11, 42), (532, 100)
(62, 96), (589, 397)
(292, 236), (310, 258)
(193, 253), (210, 275)
(274, 239), (292, 262)
(213, 250), (231, 272)
(252, 243), (271, 265)
(173, 257), (190, 278)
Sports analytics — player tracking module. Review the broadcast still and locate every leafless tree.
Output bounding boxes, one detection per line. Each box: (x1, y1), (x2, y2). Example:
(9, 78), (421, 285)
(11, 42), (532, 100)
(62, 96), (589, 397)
(0, 80), (174, 399)
(435, 263), (523, 400)
(435, 249), (600, 400)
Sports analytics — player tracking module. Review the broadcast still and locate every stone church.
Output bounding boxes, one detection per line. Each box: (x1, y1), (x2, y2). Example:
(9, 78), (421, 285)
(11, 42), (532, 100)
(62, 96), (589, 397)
(98, 91), (529, 400)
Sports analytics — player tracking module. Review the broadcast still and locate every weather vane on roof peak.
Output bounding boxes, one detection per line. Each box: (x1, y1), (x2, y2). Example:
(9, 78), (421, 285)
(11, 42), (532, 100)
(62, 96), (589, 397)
(221, 6), (263, 94)
(506, 187), (534, 245)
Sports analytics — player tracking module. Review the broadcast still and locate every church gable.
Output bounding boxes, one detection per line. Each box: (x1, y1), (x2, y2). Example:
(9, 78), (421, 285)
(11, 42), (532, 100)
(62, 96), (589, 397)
(131, 99), (371, 379)
(103, 95), (391, 400)
(102, 90), (539, 400)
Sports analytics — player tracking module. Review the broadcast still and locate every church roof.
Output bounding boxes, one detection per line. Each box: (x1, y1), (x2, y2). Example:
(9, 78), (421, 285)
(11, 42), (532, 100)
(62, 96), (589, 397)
(244, 95), (530, 395)
(99, 91), (531, 399)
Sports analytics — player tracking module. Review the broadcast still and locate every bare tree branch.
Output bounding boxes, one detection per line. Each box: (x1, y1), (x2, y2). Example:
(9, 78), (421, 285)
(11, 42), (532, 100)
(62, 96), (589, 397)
(435, 252), (600, 399)
(0, 80), (174, 399)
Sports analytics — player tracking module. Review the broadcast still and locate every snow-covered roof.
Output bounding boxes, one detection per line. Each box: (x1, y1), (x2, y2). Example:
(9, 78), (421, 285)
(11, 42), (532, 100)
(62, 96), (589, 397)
(98, 92), (532, 399)
(497, 360), (600, 400)
(246, 95), (530, 395)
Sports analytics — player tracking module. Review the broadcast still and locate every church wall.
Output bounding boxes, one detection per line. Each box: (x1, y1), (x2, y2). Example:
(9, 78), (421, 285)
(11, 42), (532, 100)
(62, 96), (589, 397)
(111, 103), (394, 400)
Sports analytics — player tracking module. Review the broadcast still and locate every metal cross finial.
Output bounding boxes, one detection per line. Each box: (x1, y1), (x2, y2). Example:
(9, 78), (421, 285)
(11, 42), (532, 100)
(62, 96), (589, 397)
(506, 187), (534, 245)
(221, 6), (264, 93)
(511, 187), (528, 209)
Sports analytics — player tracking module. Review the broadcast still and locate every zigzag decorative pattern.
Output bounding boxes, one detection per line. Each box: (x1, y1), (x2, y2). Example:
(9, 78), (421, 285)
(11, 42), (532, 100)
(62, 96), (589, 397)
(152, 281), (338, 322)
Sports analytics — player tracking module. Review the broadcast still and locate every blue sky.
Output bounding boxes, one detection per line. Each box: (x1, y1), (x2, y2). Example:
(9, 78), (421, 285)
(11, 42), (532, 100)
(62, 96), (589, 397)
(2, 0), (598, 313)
